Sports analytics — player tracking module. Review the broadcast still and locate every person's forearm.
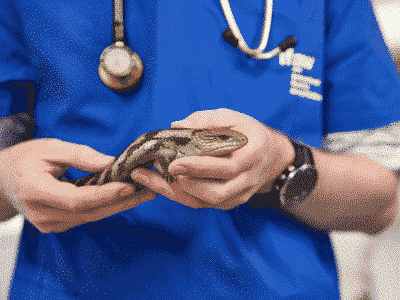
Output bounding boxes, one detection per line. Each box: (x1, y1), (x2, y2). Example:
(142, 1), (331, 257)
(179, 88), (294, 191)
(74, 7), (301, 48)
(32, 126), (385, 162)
(276, 133), (398, 234)
(303, 149), (397, 233)
(0, 112), (35, 221)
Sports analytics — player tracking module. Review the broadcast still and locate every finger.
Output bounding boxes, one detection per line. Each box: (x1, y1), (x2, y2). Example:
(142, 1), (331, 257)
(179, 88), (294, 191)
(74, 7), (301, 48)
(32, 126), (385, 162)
(130, 168), (182, 199)
(212, 189), (256, 210)
(130, 168), (209, 209)
(23, 174), (142, 212)
(175, 173), (259, 205)
(27, 191), (156, 233)
(132, 167), (257, 208)
(132, 165), (259, 207)
(171, 108), (249, 129)
(168, 155), (246, 179)
(31, 186), (247, 233)
(37, 139), (115, 173)
(34, 221), (83, 233)
(23, 210), (87, 233)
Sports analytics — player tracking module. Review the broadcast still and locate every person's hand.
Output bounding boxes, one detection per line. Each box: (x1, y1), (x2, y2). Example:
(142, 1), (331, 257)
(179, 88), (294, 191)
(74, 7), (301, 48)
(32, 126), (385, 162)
(0, 139), (156, 233)
(130, 108), (294, 210)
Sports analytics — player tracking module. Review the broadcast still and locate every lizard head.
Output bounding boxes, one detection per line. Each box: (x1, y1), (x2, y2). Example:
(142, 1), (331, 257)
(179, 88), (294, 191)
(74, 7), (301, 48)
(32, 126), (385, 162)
(193, 129), (248, 156)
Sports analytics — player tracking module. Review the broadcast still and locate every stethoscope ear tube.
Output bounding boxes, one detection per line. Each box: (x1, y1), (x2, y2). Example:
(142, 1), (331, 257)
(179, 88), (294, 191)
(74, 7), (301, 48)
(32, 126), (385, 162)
(223, 28), (297, 59)
(279, 36), (297, 52)
(222, 28), (239, 47)
(221, 0), (296, 60)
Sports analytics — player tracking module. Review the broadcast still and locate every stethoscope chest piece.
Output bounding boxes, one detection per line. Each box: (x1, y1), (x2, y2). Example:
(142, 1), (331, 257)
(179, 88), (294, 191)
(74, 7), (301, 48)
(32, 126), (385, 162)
(99, 41), (143, 92)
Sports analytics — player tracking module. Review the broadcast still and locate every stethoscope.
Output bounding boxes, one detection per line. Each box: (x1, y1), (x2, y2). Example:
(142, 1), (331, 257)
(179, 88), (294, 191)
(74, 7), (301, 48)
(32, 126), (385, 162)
(99, 0), (297, 92)
(98, 0), (143, 92)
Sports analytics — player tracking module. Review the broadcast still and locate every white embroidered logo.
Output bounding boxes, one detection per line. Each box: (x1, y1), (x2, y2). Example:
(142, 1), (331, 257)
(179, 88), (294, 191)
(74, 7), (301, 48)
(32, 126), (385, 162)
(279, 48), (322, 101)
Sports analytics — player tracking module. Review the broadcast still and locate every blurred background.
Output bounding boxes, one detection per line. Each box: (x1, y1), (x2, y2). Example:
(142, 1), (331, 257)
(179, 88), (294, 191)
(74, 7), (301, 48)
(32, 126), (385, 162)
(330, 0), (400, 299)
(1, 0), (400, 299)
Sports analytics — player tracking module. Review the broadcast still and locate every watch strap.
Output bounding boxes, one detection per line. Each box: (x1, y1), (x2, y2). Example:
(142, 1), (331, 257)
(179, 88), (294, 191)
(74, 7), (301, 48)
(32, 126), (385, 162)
(271, 140), (315, 203)
(272, 140), (313, 188)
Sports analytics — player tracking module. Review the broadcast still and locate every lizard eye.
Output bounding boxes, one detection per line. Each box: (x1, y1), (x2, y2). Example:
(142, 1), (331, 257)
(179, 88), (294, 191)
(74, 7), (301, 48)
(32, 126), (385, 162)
(173, 137), (191, 146)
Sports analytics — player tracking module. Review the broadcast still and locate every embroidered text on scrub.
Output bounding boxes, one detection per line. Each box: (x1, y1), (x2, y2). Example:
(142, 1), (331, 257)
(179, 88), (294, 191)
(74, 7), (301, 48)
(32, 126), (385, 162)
(279, 48), (322, 101)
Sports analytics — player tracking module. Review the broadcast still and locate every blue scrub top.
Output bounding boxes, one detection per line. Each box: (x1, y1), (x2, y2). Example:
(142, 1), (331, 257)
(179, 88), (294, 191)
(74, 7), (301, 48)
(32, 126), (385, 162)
(0, 0), (399, 298)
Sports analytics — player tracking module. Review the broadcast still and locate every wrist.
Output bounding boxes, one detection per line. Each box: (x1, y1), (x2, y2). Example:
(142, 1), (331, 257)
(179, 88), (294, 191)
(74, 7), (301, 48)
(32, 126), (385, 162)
(257, 130), (295, 194)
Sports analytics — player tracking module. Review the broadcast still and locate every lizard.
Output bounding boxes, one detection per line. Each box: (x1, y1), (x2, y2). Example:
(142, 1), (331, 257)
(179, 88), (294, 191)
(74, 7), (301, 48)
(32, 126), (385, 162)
(71, 128), (248, 190)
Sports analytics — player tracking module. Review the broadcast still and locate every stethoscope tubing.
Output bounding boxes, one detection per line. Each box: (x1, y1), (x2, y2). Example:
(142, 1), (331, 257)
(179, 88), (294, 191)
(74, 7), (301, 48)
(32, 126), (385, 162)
(221, 0), (284, 59)
(99, 0), (296, 92)
(114, 0), (124, 43)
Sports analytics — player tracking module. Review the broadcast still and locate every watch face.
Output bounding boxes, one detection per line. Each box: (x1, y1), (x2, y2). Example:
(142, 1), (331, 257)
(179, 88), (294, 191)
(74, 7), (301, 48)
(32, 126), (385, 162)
(280, 164), (318, 207)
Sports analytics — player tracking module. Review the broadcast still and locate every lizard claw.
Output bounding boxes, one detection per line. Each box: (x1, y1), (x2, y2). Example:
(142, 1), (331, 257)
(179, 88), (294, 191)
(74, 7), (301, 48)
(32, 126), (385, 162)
(163, 175), (176, 183)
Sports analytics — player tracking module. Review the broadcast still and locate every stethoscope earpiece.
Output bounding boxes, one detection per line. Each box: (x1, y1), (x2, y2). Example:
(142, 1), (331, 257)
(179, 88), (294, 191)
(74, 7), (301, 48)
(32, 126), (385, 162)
(279, 36), (297, 52)
(222, 27), (297, 59)
(99, 41), (143, 92)
(222, 28), (239, 47)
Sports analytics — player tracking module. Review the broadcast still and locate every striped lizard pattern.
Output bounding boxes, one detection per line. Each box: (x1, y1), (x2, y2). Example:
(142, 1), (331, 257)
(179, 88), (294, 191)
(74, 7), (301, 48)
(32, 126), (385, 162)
(72, 128), (248, 189)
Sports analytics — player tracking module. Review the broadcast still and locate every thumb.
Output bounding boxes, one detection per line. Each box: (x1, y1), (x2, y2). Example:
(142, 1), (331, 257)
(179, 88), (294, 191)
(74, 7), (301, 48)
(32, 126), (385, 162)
(39, 139), (116, 173)
(170, 120), (192, 129)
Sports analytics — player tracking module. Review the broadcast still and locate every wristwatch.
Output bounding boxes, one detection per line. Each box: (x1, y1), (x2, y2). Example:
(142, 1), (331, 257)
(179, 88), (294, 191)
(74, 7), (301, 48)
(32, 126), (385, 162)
(271, 140), (318, 208)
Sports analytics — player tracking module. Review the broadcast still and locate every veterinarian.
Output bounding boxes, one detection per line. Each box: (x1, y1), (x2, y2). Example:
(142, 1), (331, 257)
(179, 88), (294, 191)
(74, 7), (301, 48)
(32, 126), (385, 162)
(0, 0), (399, 298)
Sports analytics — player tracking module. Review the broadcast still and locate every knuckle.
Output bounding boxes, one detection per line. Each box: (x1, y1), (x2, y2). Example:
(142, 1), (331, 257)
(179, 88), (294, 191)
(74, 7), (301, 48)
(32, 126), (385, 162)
(191, 205), (203, 209)
(188, 111), (203, 119)
(14, 189), (29, 202)
(35, 224), (53, 234)
(190, 202), (206, 209)
(66, 200), (82, 213)
(52, 226), (71, 233)
(80, 205), (104, 219)
(248, 176), (261, 188)
(224, 164), (240, 178)
(230, 163), (241, 174)
(216, 204), (233, 210)
(28, 216), (52, 232)
(36, 221), (74, 234)
(206, 190), (226, 204)
(23, 197), (38, 208)
(78, 145), (95, 158)
(40, 138), (60, 152)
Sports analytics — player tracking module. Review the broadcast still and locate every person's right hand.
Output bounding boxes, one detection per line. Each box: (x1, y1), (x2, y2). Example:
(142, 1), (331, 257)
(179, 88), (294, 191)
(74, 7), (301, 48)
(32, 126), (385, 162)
(0, 138), (156, 233)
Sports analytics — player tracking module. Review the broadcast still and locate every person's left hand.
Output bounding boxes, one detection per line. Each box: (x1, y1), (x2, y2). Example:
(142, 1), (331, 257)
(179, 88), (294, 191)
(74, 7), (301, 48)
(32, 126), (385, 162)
(130, 108), (294, 209)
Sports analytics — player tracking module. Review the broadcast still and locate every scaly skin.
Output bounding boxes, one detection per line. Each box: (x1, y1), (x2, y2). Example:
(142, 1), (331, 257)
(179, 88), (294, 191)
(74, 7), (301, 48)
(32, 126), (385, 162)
(72, 128), (248, 189)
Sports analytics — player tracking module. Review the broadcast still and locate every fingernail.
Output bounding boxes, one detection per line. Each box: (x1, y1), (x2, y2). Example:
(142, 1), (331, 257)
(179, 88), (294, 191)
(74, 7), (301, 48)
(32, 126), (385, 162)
(120, 186), (135, 196)
(171, 121), (188, 127)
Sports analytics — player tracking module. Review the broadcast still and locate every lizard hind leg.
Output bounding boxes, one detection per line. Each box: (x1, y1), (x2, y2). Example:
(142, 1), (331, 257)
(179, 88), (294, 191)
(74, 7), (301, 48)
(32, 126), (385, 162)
(155, 146), (178, 182)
